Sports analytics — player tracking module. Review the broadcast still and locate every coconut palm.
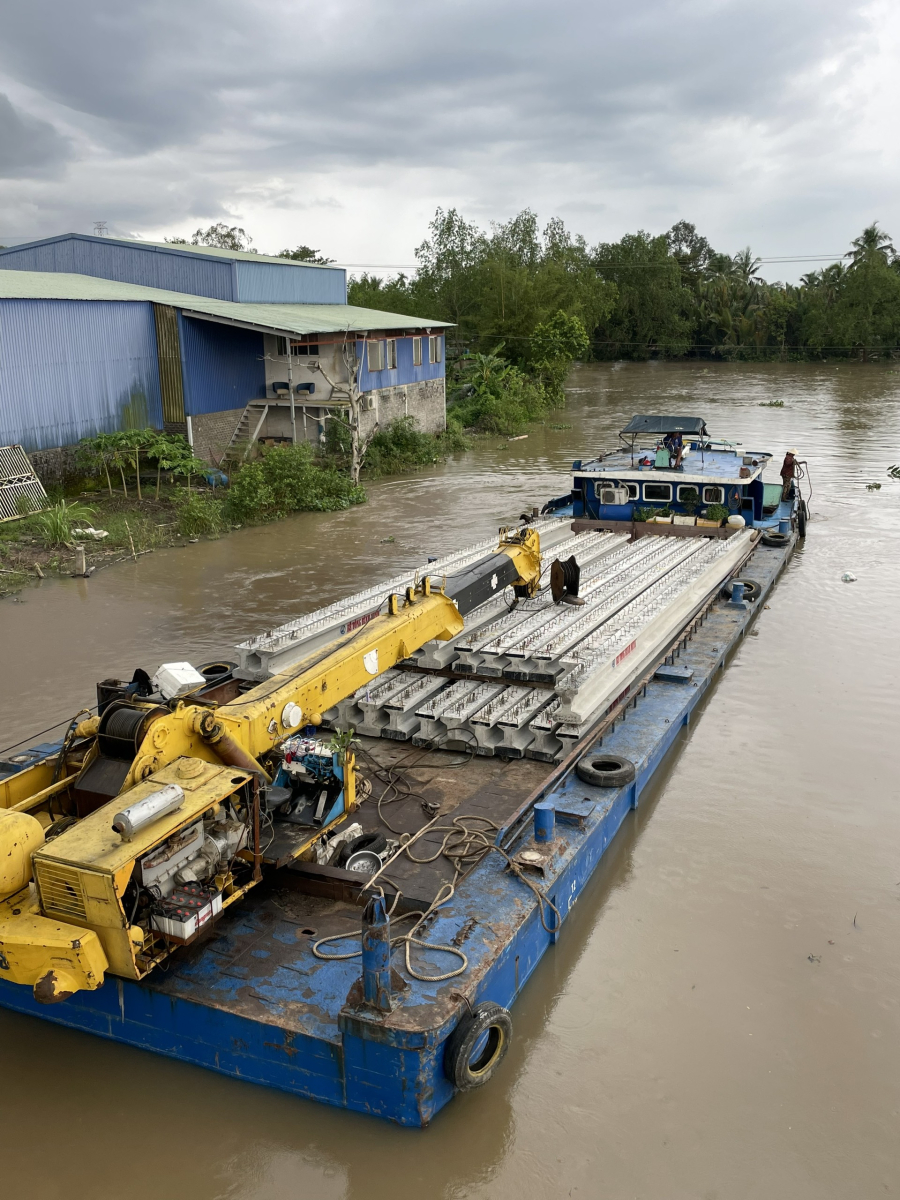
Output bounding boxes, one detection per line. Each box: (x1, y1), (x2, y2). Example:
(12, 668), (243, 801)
(846, 223), (896, 268)
(732, 247), (762, 285)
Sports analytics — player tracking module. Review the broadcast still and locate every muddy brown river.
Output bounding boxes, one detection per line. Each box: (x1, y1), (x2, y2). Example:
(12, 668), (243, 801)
(2, 362), (899, 1199)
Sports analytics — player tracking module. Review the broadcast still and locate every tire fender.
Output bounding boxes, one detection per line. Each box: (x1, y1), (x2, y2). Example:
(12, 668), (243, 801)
(721, 577), (762, 603)
(444, 1002), (513, 1091)
(575, 754), (636, 789)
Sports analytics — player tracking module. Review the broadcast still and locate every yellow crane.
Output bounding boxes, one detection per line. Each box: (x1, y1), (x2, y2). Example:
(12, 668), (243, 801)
(0, 527), (544, 1002)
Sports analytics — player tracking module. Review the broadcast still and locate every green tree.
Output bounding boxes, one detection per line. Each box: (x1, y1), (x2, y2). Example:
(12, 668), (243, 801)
(166, 224), (253, 251)
(594, 231), (692, 357)
(277, 245), (335, 264)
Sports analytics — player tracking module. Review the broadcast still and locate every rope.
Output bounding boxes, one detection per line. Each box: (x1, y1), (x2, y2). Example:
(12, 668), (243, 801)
(311, 812), (562, 984)
(312, 882), (469, 982)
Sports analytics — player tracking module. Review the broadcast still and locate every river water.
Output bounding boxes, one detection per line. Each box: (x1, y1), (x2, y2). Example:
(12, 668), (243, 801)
(2, 362), (900, 1199)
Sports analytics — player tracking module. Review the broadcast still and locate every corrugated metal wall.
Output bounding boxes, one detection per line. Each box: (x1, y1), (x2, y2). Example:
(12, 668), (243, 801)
(0, 299), (162, 451)
(178, 315), (265, 415)
(0, 236), (348, 304)
(356, 335), (444, 392)
(234, 260), (347, 304)
(0, 237), (235, 300)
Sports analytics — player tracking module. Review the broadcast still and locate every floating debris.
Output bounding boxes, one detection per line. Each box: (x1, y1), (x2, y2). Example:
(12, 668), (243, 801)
(841, 571), (857, 583)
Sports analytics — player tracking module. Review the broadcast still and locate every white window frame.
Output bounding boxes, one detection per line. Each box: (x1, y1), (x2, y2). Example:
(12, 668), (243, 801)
(702, 485), (724, 504)
(367, 340), (386, 372)
(428, 335), (442, 364)
(626, 482), (639, 499)
(677, 484), (701, 503)
(386, 339), (397, 370)
(412, 336), (423, 366)
(643, 482), (673, 502)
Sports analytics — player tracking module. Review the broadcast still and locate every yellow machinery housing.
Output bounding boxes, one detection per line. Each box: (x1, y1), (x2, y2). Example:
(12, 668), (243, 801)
(0, 526), (544, 1001)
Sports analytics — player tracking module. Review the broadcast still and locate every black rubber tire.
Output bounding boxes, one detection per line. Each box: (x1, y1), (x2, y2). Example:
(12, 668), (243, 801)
(196, 659), (238, 680)
(721, 577), (762, 603)
(338, 831), (387, 865)
(445, 1002), (513, 1091)
(575, 753), (636, 789)
(761, 531), (790, 548)
(797, 500), (808, 538)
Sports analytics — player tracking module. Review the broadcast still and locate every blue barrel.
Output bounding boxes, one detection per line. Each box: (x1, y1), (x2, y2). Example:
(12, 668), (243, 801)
(778, 518), (791, 534)
(534, 801), (555, 843)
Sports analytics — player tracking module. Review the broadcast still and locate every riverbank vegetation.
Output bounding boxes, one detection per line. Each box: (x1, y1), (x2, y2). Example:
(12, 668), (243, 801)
(349, 211), (900, 362)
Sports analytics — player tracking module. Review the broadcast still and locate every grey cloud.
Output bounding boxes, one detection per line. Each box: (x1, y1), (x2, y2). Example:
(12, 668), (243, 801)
(0, 93), (71, 178)
(0, 0), (888, 261)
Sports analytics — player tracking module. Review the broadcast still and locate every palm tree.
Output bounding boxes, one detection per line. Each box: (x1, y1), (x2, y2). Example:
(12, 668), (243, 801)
(732, 247), (762, 285)
(846, 223), (896, 268)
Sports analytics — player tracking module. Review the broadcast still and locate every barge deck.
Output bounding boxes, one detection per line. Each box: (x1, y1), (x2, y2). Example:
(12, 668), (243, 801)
(0, 529), (796, 1125)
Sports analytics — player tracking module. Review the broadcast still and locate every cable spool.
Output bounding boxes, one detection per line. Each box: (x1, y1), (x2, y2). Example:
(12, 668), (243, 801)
(550, 556), (583, 606)
(97, 702), (160, 760)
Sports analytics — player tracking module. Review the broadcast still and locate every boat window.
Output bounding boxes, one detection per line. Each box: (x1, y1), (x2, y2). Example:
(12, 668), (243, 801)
(677, 485), (700, 503)
(703, 486), (724, 504)
(643, 483), (672, 501)
(626, 483), (638, 499)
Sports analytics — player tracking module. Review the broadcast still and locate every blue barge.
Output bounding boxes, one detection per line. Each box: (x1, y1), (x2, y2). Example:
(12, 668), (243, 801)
(0, 416), (804, 1125)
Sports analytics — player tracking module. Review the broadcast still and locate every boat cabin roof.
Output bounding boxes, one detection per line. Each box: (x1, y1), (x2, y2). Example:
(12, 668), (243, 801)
(578, 445), (771, 486)
(620, 414), (707, 436)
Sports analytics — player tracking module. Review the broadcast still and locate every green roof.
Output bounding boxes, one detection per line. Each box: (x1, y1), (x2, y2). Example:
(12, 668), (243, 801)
(0, 269), (451, 335)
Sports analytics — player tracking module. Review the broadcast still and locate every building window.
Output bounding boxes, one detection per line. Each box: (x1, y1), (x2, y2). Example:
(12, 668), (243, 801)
(643, 483), (672, 501)
(386, 339), (397, 370)
(276, 336), (287, 356)
(291, 339), (319, 356)
(412, 337), (423, 366)
(367, 340), (385, 371)
(703, 485), (724, 504)
(428, 335), (442, 364)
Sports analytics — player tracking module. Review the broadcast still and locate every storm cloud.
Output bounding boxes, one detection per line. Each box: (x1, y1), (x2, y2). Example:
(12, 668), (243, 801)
(0, 0), (894, 272)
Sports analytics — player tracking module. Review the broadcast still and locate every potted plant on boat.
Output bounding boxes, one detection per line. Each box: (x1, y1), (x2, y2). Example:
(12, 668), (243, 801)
(633, 506), (654, 525)
(698, 502), (728, 528)
(653, 506), (674, 524)
(674, 488), (699, 525)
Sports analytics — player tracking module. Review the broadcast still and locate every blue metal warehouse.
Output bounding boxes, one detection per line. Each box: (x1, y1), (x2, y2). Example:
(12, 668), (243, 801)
(0, 266), (449, 470)
(0, 234), (347, 305)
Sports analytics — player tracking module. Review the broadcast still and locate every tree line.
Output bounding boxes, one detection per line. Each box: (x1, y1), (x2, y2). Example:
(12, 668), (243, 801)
(347, 212), (900, 361)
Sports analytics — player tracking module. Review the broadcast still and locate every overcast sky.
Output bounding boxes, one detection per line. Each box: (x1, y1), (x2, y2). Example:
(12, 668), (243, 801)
(0, 0), (896, 279)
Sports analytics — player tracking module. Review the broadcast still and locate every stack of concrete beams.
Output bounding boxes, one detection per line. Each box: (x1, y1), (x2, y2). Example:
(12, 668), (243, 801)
(323, 527), (754, 761)
(234, 516), (577, 680)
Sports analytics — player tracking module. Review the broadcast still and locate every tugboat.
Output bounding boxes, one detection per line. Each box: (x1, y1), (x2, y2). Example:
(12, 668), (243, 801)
(544, 414), (807, 540)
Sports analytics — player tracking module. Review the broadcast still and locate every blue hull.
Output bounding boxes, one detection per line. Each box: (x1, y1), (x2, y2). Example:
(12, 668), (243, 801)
(0, 535), (795, 1125)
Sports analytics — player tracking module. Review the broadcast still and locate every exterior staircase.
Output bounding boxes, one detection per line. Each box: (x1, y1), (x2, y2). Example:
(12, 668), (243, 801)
(226, 402), (271, 459)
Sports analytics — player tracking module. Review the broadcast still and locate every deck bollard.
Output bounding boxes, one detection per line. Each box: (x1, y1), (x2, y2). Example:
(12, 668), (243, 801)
(534, 801), (555, 843)
(729, 581), (746, 607)
(361, 895), (393, 1012)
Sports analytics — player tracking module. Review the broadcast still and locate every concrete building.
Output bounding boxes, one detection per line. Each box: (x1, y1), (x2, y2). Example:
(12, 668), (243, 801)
(0, 252), (450, 477)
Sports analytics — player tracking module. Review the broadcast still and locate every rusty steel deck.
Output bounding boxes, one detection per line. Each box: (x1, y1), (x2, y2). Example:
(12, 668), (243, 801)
(0, 535), (797, 1125)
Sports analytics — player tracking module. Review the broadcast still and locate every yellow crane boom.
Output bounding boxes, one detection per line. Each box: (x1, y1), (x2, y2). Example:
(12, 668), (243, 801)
(0, 526), (544, 1001)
